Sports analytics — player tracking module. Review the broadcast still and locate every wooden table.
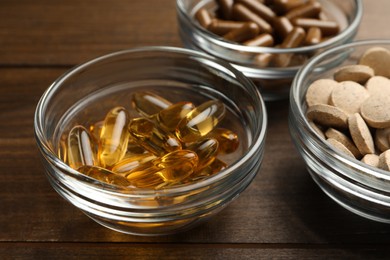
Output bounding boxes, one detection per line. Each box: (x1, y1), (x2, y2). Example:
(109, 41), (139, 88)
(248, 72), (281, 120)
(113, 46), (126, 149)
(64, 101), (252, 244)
(1, 0), (390, 258)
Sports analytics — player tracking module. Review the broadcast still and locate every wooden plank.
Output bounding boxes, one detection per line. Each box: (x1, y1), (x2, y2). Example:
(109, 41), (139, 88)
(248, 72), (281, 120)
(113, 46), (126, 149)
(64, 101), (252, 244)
(1, 243), (390, 259)
(0, 0), (180, 66)
(2, 69), (390, 244)
(0, 0), (389, 66)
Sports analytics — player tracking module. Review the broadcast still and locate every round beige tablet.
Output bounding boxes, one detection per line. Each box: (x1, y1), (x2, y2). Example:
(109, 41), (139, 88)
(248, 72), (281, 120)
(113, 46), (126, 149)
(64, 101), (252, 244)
(359, 47), (390, 78)
(333, 64), (374, 84)
(365, 76), (390, 96)
(306, 104), (349, 129)
(327, 138), (355, 158)
(305, 79), (338, 107)
(329, 81), (369, 114)
(360, 95), (390, 128)
(378, 149), (390, 171)
(361, 154), (379, 168)
(325, 128), (362, 158)
(309, 121), (325, 139)
(348, 113), (375, 155)
(375, 128), (390, 152)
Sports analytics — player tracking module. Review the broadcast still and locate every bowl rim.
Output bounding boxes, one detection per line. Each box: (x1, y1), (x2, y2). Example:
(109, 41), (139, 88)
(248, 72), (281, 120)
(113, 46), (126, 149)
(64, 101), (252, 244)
(176, 0), (364, 54)
(290, 39), (390, 183)
(34, 45), (268, 196)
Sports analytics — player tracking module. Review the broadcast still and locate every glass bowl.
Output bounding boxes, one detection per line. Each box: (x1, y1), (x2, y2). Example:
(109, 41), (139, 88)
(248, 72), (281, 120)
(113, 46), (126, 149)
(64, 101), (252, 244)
(176, 0), (363, 101)
(34, 46), (267, 235)
(289, 39), (390, 223)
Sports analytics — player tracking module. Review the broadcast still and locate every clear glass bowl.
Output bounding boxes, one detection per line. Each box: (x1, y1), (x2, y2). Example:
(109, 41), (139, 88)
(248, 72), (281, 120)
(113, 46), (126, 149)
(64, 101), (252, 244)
(289, 39), (390, 223)
(34, 46), (267, 235)
(176, 0), (363, 101)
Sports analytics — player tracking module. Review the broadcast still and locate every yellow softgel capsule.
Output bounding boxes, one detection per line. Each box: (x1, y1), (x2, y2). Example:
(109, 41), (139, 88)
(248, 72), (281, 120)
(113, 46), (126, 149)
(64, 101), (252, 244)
(67, 125), (96, 170)
(78, 165), (131, 187)
(128, 117), (182, 156)
(132, 91), (172, 118)
(208, 128), (239, 154)
(89, 120), (103, 141)
(186, 138), (219, 170)
(98, 107), (130, 168)
(111, 153), (156, 175)
(176, 100), (226, 143)
(187, 158), (227, 182)
(126, 150), (198, 188)
(156, 101), (195, 131)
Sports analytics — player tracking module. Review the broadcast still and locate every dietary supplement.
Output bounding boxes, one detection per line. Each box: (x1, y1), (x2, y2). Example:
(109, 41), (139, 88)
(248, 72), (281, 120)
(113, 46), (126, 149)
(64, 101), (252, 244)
(304, 46), (390, 171)
(195, 0), (341, 67)
(62, 91), (240, 189)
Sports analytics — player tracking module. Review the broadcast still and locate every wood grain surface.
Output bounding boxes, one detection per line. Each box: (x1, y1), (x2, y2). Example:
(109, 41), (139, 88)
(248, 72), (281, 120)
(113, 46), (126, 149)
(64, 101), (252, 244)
(1, 0), (390, 259)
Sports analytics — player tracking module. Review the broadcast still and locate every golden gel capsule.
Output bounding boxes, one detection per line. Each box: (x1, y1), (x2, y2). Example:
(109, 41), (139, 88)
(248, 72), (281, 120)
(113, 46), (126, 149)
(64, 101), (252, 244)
(78, 165), (131, 187)
(157, 101), (195, 131)
(127, 150), (198, 187)
(176, 100), (226, 143)
(112, 153), (156, 175)
(208, 128), (239, 154)
(89, 120), (103, 141)
(67, 125), (96, 170)
(186, 138), (219, 170)
(187, 158), (227, 182)
(98, 107), (130, 168)
(128, 117), (182, 156)
(132, 91), (172, 118)
(125, 140), (146, 156)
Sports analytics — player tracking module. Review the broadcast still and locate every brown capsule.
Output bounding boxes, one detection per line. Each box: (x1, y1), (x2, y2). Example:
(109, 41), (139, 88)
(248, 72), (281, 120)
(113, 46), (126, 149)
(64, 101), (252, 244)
(236, 0), (277, 23)
(243, 33), (274, 47)
(195, 8), (213, 28)
(78, 165), (131, 187)
(273, 0), (309, 14)
(273, 27), (306, 67)
(273, 16), (294, 40)
(304, 26), (322, 45)
(285, 1), (322, 21)
(208, 19), (246, 36)
(292, 18), (339, 36)
(216, 0), (234, 19)
(280, 26), (306, 48)
(223, 22), (260, 42)
(253, 53), (274, 67)
(232, 3), (273, 34)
